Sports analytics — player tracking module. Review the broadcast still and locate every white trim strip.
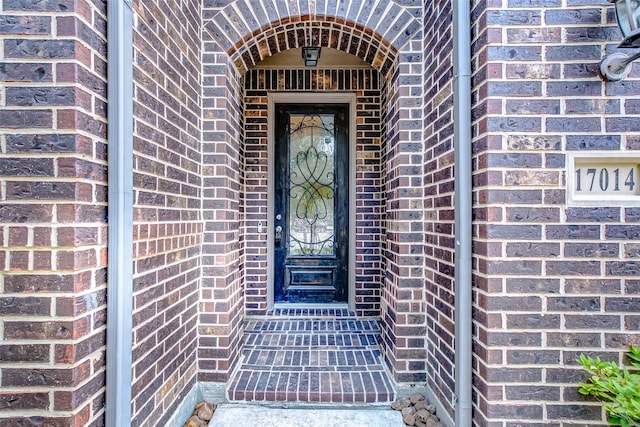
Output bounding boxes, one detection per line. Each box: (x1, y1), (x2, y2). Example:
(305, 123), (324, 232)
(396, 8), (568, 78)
(266, 93), (357, 310)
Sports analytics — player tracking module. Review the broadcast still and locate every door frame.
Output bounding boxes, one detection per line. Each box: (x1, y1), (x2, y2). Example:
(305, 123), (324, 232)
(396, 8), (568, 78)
(267, 93), (357, 310)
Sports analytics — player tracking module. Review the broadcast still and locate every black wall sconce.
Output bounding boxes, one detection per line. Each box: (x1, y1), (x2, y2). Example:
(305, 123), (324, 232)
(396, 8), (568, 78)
(601, 0), (640, 81)
(302, 47), (321, 67)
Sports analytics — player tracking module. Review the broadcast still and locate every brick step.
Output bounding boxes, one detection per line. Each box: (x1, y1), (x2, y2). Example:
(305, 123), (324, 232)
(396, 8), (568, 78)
(266, 308), (356, 317)
(228, 370), (394, 403)
(245, 332), (381, 348)
(240, 348), (384, 369)
(245, 319), (381, 333)
(227, 315), (395, 404)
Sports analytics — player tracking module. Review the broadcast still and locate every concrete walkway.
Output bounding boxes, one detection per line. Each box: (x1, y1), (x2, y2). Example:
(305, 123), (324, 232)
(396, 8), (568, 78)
(209, 403), (404, 426)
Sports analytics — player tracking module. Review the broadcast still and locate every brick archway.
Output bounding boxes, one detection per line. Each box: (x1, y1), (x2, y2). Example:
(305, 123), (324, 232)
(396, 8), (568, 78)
(203, 0), (422, 75)
(199, 1), (426, 394)
(229, 17), (397, 75)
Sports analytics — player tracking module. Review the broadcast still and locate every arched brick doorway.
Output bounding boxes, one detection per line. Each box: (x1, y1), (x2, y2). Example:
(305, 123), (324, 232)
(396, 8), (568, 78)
(199, 1), (427, 402)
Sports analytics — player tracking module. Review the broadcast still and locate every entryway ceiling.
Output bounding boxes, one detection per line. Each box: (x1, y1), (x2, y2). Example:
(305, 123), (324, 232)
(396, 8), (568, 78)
(255, 47), (372, 68)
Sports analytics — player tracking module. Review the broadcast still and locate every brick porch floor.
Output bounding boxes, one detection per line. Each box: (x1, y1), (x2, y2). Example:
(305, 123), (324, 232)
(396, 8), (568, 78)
(227, 308), (396, 403)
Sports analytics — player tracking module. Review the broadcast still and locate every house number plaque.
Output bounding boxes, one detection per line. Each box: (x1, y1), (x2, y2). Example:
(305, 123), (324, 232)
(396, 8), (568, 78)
(574, 165), (636, 194)
(569, 153), (640, 205)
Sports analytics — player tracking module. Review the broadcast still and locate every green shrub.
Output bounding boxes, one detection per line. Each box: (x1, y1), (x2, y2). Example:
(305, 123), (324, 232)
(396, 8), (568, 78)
(578, 345), (640, 426)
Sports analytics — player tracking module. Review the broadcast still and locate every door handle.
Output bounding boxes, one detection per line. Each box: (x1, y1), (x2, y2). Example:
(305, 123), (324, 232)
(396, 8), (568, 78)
(275, 225), (283, 244)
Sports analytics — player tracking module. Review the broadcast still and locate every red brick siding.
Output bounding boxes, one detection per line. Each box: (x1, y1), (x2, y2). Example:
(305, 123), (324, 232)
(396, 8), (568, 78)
(203, 0), (421, 75)
(0, 0), (108, 425)
(422, 0), (456, 420)
(201, 0), (426, 386)
(6, 2), (635, 425)
(471, 1), (640, 425)
(130, 1), (202, 425)
(378, 50), (429, 386)
(228, 17), (398, 76)
(199, 23), (245, 383)
(242, 67), (384, 316)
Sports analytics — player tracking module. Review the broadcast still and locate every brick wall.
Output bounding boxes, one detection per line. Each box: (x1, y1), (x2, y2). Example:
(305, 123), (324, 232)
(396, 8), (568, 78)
(130, 1), (202, 425)
(200, 0), (424, 385)
(0, 0), (108, 425)
(207, 5), (415, 76)
(8, 1), (638, 425)
(242, 67), (384, 316)
(199, 8), (245, 383)
(471, 1), (640, 425)
(378, 42), (428, 385)
(422, 0), (456, 420)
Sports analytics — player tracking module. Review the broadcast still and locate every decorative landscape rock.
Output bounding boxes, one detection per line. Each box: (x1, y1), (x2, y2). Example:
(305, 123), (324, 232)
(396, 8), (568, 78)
(391, 398), (411, 410)
(402, 406), (415, 416)
(184, 415), (207, 427)
(415, 408), (430, 423)
(392, 393), (445, 427)
(183, 401), (216, 427)
(197, 401), (215, 421)
(403, 413), (416, 426)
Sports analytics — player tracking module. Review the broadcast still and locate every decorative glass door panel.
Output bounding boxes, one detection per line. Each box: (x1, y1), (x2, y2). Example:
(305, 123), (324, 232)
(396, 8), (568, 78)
(274, 104), (349, 303)
(288, 114), (335, 257)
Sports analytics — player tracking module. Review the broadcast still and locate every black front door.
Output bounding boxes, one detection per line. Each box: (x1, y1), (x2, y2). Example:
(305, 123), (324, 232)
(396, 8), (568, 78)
(274, 103), (349, 303)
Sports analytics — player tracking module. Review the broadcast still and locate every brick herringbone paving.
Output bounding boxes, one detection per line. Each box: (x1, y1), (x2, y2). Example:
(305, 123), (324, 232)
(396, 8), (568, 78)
(227, 309), (396, 403)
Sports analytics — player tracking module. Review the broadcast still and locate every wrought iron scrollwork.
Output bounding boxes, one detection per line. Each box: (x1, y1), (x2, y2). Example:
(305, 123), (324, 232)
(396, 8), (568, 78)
(288, 114), (336, 256)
